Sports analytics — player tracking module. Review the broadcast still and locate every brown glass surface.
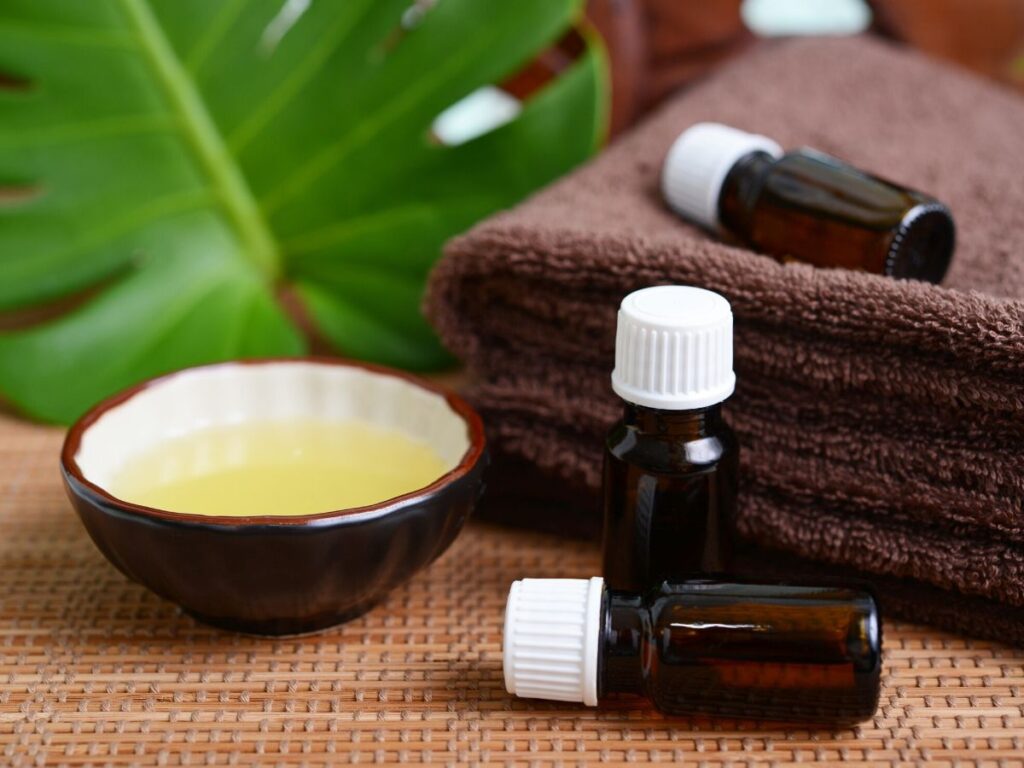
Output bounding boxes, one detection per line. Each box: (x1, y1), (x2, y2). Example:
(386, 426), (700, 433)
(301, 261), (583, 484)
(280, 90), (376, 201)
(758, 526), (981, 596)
(719, 149), (954, 281)
(602, 581), (882, 723)
(602, 404), (738, 592)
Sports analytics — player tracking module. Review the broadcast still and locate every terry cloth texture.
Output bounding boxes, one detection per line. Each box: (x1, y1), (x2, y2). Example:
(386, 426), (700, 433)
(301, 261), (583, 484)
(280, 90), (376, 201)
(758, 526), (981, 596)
(425, 37), (1024, 643)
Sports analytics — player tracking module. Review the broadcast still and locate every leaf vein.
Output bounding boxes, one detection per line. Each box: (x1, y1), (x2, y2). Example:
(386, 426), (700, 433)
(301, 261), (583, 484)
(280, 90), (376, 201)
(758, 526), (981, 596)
(183, 0), (249, 76)
(281, 203), (435, 255)
(103, 276), (234, 384)
(226, 0), (374, 154)
(0, 114), (176, 151)
(1, 189), (215, 281)
(257, 23), (510, 215)
(0, 21), (137, 48)
(116, 0), (279, 279)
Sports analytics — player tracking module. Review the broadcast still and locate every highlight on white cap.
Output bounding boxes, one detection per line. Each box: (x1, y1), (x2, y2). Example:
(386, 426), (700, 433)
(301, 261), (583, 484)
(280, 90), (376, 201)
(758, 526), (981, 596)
(662, 122), (782, 231)
(611, 285), (735, 410)
(503, 577), (604, 707)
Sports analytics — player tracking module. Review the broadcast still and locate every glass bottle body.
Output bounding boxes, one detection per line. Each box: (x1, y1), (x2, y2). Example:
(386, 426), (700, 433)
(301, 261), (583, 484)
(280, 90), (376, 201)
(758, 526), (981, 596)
(602, 581), (882, 723)
(718, 149), (954, 282)
(602, 403), (739, 592)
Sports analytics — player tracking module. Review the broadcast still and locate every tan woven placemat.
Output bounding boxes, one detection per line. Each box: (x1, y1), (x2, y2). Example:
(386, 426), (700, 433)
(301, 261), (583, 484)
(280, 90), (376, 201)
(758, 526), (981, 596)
(2, 414), (1023, 767)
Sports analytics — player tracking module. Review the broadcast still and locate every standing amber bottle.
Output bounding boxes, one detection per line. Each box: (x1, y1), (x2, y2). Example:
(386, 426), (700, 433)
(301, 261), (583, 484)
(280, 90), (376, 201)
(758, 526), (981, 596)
(662, 122), (955, 282)
(504, 577), (882, 723)
(602, 286), (739, 591)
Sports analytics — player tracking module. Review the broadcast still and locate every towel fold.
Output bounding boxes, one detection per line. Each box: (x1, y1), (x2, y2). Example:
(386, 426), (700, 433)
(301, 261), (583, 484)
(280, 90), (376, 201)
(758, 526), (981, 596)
(425, 37), (1024, 640)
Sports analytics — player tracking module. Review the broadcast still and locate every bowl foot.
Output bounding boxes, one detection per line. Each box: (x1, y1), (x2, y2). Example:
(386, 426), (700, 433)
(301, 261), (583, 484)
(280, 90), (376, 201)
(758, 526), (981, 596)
(183, 600), (381, 636)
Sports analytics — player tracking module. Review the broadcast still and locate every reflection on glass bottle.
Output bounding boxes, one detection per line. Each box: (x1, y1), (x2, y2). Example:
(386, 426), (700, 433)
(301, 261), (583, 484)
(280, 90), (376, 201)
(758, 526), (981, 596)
(663, 122), (955, 282)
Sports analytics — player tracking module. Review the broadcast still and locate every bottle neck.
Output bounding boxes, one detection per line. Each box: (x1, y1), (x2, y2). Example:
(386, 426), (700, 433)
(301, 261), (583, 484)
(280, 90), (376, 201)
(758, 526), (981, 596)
(718, 149), (776, 236)
(622, 402), (724, 439)
(600, 591), (647, 696)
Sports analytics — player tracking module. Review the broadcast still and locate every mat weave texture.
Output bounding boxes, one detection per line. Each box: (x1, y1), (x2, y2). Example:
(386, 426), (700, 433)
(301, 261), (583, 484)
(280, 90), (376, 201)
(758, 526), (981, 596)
(2, 414), (1024, 766)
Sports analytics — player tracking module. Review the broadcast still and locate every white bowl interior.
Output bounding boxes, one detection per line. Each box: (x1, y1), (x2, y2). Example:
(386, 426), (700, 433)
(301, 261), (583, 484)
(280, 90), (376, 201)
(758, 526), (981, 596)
(75, 363), (472, 493)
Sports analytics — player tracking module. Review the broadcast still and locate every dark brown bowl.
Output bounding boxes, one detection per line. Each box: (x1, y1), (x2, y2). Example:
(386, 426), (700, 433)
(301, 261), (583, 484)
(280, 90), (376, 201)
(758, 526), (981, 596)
(61, 359), (487, 635)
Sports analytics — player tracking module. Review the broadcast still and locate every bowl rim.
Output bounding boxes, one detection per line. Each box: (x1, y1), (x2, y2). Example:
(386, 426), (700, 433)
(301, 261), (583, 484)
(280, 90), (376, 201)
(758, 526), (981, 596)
(60, 357), (486, 527)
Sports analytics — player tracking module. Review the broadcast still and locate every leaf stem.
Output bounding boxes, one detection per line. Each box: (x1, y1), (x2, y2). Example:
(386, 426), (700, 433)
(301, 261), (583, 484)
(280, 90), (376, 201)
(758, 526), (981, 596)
(117, 0), (279, 280)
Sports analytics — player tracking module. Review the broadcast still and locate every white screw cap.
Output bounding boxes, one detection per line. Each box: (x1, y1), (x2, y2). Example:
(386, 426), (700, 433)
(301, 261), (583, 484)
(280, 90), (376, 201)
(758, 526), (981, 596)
(503, 577), (604, 706)
(662, 122), (782, 230)
(612, 285), (735, 410)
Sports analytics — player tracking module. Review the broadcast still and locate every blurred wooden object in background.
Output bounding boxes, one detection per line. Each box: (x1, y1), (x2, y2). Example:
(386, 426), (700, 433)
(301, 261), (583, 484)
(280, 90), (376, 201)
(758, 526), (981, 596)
(586, 0), (751, 135)
(871, 0), (1024, 90)
(583, 0), (1024, 138)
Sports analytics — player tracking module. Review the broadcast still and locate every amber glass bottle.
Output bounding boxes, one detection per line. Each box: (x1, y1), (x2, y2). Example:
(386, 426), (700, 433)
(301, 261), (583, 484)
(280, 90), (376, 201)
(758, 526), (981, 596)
(663, 122), (955, 283)
(603, 286), (739, 591)
(504, 577), (882, 723)
(603, 403), (739, 589)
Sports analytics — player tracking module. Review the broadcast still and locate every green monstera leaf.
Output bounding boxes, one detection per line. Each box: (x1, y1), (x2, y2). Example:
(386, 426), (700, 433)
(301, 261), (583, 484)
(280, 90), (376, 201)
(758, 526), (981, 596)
(0, 0), (606, 423)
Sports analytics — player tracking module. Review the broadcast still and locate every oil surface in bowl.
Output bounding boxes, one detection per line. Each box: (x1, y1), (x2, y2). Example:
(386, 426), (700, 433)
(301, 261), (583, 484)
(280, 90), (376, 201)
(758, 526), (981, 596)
(109, 420), (449, 517)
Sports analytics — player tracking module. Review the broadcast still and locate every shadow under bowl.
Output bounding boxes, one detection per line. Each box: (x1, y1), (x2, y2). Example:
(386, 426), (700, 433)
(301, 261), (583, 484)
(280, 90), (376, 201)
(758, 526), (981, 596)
(60, 359), (487, 635)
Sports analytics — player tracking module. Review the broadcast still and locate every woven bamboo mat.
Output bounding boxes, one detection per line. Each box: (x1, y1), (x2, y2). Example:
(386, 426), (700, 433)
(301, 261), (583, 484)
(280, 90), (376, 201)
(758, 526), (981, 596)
(2, 414), (1024, 767)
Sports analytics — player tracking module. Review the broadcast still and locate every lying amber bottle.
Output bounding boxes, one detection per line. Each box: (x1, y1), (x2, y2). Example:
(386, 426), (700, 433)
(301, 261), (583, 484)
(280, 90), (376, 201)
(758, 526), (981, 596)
(662, 122), (955, 282)
(603, 286), (739, 591)
(504, 577), (882, 723)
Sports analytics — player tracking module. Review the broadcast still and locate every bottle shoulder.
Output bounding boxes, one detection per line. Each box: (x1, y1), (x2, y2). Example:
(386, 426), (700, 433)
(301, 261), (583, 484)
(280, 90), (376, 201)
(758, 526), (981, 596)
(605, 418), (737, 472)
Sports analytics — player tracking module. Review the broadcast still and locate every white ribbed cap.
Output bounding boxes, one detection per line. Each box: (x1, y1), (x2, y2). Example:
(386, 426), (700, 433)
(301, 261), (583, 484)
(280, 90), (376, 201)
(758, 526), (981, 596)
(662, 122), (782, 230)
(611, 285), (735, 410)
(503, 577), (604, 706)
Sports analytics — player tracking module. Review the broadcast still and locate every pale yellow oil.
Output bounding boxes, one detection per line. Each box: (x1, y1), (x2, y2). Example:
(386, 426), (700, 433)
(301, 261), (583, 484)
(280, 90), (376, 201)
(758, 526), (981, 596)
(110, 420), (450, 517)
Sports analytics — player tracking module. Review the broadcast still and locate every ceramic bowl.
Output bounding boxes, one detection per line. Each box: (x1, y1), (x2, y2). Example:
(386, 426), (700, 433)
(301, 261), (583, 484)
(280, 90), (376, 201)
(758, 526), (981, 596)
(61, 359), (487, 635)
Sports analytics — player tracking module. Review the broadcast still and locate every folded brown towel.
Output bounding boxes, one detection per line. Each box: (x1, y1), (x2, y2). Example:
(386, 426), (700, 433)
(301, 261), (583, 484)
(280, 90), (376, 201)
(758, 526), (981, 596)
(425, 37), (1024, 641)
